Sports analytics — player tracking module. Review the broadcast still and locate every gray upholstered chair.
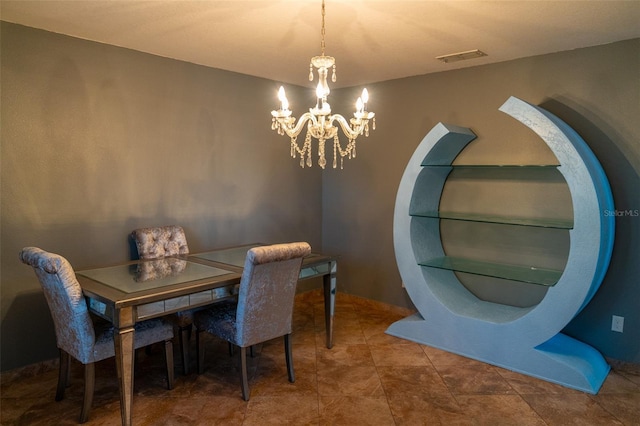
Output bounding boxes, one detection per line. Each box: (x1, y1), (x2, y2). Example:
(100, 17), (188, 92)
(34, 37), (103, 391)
(194, 242), (311, 401)
(19, 247), (174, 424)
(130, 225), (194, 374)
(130, 225), (189, 260)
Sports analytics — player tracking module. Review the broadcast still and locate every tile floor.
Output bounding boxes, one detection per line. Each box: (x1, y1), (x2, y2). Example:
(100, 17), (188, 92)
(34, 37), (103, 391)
(1, 289), (639, 425)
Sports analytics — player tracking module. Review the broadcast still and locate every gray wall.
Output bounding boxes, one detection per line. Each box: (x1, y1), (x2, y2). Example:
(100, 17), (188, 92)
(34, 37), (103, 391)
(323, 39), (639, 363)
(1, 23), (322, 371)
(2, 21), (638, 370)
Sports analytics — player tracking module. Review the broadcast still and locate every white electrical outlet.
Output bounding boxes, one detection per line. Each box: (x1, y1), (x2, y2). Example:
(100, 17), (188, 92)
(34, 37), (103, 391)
(611, 315), (624, 333)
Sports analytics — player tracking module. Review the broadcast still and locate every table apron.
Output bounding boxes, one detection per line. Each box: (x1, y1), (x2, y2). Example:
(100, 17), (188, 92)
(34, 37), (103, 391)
(298, 260), (333, 281)
(87, 283), (240, 322)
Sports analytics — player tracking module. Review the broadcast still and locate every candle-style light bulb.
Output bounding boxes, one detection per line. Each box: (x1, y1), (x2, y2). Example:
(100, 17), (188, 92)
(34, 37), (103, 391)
(361, 88), (369, 110)
(278, 86), (289, 111)
(356, 97), (363, 113)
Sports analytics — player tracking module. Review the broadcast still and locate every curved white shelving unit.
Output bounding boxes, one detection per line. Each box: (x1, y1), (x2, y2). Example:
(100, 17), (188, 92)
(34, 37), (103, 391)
(387, 96), (615, 393)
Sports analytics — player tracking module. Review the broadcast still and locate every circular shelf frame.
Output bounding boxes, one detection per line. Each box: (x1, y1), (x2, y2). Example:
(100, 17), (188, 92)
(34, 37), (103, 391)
(388, 96), (615, 393)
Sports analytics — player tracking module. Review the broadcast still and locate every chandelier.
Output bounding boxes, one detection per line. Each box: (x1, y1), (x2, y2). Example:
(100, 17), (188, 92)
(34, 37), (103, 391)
(270, 0), (376, 169)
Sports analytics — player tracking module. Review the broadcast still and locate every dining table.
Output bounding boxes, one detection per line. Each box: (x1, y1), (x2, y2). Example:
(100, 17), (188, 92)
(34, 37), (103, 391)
(75, 243), (337, 426)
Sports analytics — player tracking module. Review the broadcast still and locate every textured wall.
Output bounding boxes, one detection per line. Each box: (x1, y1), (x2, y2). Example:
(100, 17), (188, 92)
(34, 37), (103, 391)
(1, 23), (322, 371)
(2, 21), (638, 369)
(323, 39), (640, 363)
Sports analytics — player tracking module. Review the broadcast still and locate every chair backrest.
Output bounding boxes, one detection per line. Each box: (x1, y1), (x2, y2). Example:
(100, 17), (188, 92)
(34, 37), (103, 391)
(131, 225), (189, 259)
(235, 242), (311, 347)
(19, 247), (96, 363)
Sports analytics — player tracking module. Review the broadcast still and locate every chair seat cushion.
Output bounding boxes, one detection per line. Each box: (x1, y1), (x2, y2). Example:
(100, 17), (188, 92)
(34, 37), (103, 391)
(91, 316), (173, 363)
(193, 300), (238, 344)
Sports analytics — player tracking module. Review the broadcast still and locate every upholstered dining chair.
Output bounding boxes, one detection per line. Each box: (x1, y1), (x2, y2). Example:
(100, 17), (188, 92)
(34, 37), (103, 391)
(130, 225), (194, 374)
(194, 242), (311, 401)
(19, 247), (174, 424)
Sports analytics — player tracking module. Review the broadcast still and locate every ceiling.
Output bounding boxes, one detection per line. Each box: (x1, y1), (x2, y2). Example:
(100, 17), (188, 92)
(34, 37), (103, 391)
(1, 1), (639, 89)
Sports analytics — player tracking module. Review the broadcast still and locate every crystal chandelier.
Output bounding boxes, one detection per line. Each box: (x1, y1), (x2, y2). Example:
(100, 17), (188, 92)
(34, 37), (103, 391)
(270, 0), (376, 169)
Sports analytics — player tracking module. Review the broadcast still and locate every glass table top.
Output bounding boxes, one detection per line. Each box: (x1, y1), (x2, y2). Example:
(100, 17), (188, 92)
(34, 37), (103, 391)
(191, 244), (259, 268)
(77, 258), (235, 294)
(191, 244), (330, 270)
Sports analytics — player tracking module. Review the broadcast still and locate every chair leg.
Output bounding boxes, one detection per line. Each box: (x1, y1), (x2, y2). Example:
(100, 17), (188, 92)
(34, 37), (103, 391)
(55, 349), (70, 401)
(79, 362), (95, 424)
(228, 341), (234, 356)
(164, 339), (175, 390)
(240, 346), (250, 401)
(178, 325), (191, 375)
(196, 329), (205, 375)
(285, 334), (295, 383)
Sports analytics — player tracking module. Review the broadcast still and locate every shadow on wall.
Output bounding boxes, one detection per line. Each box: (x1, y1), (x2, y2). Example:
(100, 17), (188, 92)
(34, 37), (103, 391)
(542, 98), (640, 363)
(1, 291), (58, 370)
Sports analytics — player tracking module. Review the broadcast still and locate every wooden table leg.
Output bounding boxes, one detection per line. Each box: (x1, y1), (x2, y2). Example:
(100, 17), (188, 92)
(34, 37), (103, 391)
(323, 260), (337, 349)
(114, 307), (135, 426)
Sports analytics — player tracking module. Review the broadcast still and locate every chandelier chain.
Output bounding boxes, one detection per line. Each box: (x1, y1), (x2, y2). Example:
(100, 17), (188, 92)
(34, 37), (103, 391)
(320, 0), (326, 56)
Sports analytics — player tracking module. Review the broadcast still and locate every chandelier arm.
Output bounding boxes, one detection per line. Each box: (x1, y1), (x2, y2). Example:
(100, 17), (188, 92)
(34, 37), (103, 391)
(278, 112), (317, 139)
(329, 114), (363, 140)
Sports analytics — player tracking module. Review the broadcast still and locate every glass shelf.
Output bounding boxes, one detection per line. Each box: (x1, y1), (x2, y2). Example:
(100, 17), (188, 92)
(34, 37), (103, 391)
(409, 211), (573, 229)
(418, 256), (561, 286)
(421, 164), (561, 168)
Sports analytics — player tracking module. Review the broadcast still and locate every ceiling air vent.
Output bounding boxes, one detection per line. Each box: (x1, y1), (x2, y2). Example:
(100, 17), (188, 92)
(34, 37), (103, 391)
(436, 49), (487, 63)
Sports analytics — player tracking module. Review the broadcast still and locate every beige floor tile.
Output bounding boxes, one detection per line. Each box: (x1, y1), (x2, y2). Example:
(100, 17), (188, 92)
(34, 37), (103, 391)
(590, 393), (640, 425)
(455, 394), (547, 425)
(316, 343), (374, 367)
(597, 369), (640, 393)
(362, 322), (407, 345)
(1, 289), (637, 426)
(139, 395), (247, 425)
(496, 367), (582, 395)
(377, 365), (450, 398)
(319, 395), (395, 425)
(317, 363), (385, 397)
(370, 342), (432, 367)
(521, 393), (625, 425)
(436, 364), (517, 395)
(386, 393), (471, 425)
(243, 395), (319, 425)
